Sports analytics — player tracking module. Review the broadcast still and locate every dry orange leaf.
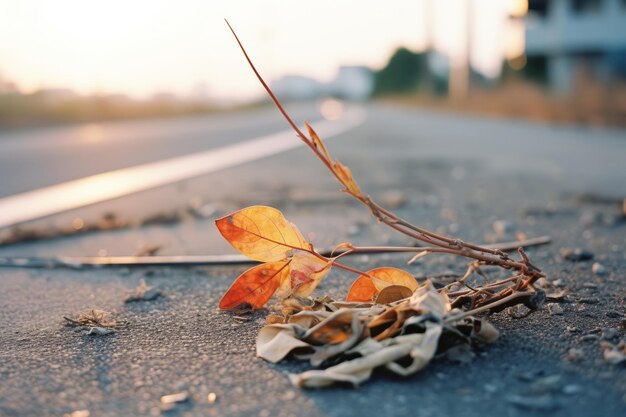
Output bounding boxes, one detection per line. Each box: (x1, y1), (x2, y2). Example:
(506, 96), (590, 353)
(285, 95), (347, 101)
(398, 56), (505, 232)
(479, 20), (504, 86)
(346, 267), (418, 302)
(276, 253), (332, 298)
(215, 205), (310, 262)
(219, 261), (291, 310)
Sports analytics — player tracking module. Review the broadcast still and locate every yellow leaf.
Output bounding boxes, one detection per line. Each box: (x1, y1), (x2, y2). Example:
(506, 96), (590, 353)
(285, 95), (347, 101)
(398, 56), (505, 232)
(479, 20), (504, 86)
(276, 253), (332, 298)
(346, 267), (418, 302)
(215, 205), (309, 262)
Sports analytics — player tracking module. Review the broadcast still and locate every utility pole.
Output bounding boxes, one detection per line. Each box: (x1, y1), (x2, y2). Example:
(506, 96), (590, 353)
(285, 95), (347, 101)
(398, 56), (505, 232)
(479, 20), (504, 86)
(449, 0), (472, 100)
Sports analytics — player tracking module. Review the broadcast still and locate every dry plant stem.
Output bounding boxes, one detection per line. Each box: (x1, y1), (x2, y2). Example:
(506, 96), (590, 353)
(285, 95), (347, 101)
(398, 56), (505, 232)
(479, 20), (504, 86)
(444, 291), (532, 324)
(225, 21), (545, 287)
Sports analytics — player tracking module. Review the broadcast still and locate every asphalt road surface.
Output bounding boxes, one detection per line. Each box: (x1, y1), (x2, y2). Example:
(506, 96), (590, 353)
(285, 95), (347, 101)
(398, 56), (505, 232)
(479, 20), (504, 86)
(0, 103), (625, 417)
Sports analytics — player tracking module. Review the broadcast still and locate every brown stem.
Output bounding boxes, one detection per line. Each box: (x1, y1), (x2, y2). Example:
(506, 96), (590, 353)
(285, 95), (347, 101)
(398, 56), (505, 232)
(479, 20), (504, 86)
(225, 21), (545, 285)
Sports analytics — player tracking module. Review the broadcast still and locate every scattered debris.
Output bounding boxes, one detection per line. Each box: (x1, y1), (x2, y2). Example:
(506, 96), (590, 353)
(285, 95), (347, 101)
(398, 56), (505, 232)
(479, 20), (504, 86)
(563, 384), (582, 395)
(561, 248), (594, 262)
(602, 328), (618, 340)
(530, 375), (562, 395)
(546, 290), (569, 302)
(232, 316), (250, 323)
(492, 220), (514, 237)
(134, 244), (163, 257)
(600, 341), (626, 365)
(124, 279), (162, 303)
(63, 309), (116, 329)
(87, 327), (114, 336)
(579, 334), (600, 343)
(548, 303), (564, 315)
(552, 278), (565, 287)
(591, 262), (606, 276)
(256, 283), (499, 388)
(160, 392), (189, 404)
(567, 348), (584, 362)
(63, 410), (90, 417)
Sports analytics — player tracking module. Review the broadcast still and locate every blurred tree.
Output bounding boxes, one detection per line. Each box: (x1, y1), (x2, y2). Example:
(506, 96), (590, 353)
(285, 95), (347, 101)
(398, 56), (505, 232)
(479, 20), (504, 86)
(373, 47), (429, 96)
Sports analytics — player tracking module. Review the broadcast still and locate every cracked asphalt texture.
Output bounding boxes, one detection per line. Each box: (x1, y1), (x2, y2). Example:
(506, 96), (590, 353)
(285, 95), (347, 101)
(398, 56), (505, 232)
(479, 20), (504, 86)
(1, 104), (625, 417)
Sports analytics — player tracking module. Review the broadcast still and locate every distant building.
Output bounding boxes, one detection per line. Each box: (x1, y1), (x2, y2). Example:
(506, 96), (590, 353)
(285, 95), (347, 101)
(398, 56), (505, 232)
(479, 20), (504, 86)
(271, 66), (374, 101)
(271, 75), (324, 101)
(328, 66), (374, 100)
(524, 0), (626, 90)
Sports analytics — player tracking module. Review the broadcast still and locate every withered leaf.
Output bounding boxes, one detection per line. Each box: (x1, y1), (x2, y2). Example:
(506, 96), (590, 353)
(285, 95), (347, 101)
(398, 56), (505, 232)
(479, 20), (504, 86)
(333, 161), (361, 196)
(346, 267), (418, 302)
(305, 122), (331, 163)
(276, 253), (332, 299)
(219, 261), (290, 310)
(471, 318), (499, 344)
(375, 285), (414, 304)
(215, 206), (309, 262)
(257, 323), (312, 363)
(290, 324), (442, 388)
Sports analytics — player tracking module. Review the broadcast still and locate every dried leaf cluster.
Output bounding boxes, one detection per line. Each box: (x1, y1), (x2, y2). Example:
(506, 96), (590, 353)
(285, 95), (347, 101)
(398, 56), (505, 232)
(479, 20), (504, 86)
(258, 283), (499, 387)
(217, 21), (548, 388)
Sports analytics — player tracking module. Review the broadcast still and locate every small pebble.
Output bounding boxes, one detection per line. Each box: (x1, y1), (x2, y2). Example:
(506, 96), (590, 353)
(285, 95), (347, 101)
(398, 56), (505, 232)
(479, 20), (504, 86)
(602, 328), (618, 340)
(64, 411), (90, 417)
(87, 327), (114, 336)
(530, 375), (562, 394)
(548, 303), (564, 316)
(567, 348), (584, 362)
(591, 262), (606, 276)
(207, 392), (217, 403)
(493, 220), (514, 237)
(160, 392), (189, 404)
(563, 385), (582, 395)
(579, 334), (599, 342)
(561, 248), (594, 262)
(603, 349), (626, 365)
(484, 383), (498, 394)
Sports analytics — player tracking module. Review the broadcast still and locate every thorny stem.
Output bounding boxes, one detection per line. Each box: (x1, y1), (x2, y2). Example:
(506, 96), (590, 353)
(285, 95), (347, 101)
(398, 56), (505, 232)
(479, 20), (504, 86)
(226, 20), (546, 312)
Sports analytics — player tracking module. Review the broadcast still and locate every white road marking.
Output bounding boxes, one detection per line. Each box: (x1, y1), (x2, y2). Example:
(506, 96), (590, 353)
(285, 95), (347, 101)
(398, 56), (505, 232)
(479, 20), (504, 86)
(0, 106), (366, 228)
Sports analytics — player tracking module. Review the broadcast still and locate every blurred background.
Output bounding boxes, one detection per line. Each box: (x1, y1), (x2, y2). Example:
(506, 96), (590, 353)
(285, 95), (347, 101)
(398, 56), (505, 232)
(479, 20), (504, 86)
(0, 0), (625, 249)
(1, 0), (625, 128)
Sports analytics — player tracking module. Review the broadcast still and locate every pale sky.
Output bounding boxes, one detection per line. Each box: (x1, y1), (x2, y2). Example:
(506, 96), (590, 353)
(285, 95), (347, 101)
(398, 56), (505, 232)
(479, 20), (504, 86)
(0, 0), (521, 102)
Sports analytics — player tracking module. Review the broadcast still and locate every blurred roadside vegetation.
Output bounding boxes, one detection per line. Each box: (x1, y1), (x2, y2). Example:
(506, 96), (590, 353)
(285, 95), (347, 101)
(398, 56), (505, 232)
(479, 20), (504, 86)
(0, 91), (219, 129)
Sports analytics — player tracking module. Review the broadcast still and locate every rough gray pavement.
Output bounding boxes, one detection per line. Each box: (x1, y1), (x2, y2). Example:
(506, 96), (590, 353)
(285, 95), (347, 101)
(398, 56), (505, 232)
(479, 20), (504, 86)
(1, 104), (625, 417)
